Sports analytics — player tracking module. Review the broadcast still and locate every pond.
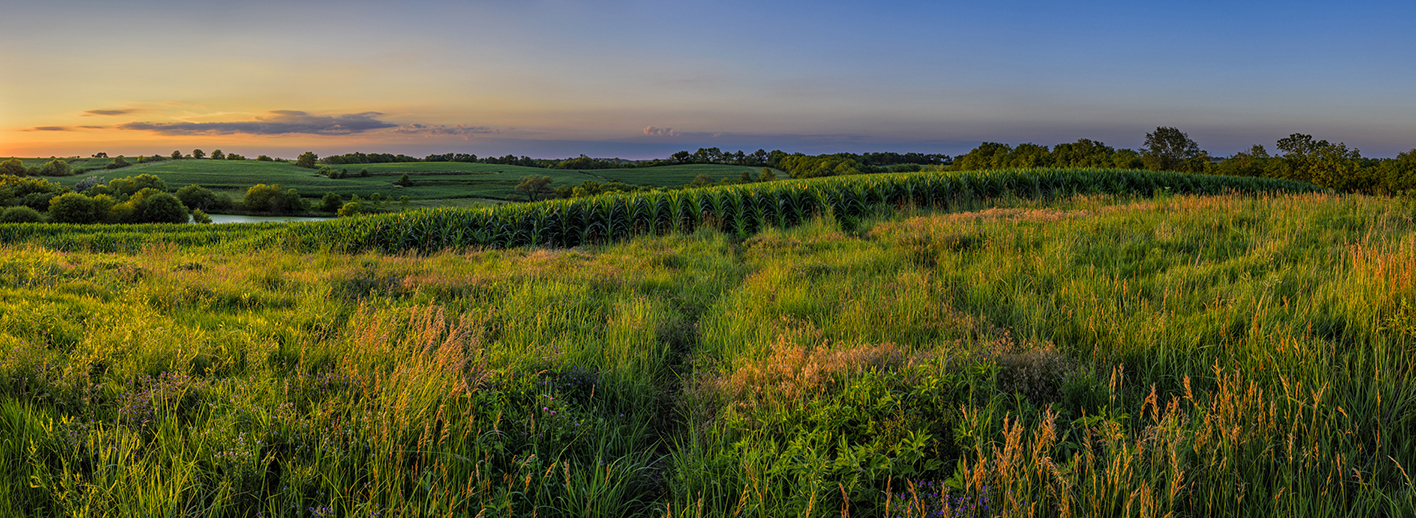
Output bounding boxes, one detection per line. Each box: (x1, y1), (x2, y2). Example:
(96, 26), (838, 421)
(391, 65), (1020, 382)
(205, 214), (335, 224)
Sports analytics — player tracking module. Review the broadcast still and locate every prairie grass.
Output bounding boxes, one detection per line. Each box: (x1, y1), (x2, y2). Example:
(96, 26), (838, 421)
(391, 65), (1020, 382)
(1, 189), (1412, 516)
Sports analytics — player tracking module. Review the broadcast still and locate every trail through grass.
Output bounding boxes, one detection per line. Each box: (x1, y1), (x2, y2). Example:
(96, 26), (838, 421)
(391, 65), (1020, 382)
(1, 188), (1413, 516)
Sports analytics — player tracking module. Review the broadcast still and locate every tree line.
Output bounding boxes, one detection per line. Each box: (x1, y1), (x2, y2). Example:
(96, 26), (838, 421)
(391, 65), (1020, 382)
(951, 127), (1416, 194)
(294, 149), (952, 174)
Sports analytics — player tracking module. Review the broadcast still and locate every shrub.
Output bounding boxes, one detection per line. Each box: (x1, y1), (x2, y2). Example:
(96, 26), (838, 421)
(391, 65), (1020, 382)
(337, 201), (363, 217)
(48, 192), (97, 224)
(0, 205), (43, 223)
(321, 192), (342, 212)
(39, 159), (72, 177)
(175, 185), (216, 210)
(0, 158), (26, 176)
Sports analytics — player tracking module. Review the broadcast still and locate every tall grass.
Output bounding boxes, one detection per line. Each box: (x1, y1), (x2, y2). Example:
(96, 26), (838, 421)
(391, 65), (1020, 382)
(1, 186), (1411, 516)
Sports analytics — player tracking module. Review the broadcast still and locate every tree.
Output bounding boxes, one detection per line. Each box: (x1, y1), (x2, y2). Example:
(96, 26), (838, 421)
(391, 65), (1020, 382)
(759, 168), (777, 182)
(242, 184), (283, 212)
(210, 149), (225, 160)
(48, 193), (97, 224)
(1142, 127), (1202, 172)
(256, 155), (273, 161)
(193, 149), (205, 160)
(396, 173), (413, 187)
(105, 156), (131, 170)
(337, 201), (363, 217)
(109, 174), (169, 197)
(191, 209), (213, 224)
(175, 185), (217, 210)
(40, 159), (72, 177)
(320, 192), (342, 212)
(172, 150), (183, 160)
(515, 175), (554, 200)
(0, 158), (27, 176)
(296, 152), (318, 169)
(138, 192), (190, 223)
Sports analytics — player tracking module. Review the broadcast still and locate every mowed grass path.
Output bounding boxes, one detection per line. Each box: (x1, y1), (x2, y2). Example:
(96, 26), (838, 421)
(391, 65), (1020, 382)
(44, 159), (782, 205)
(0, 191), (1412, 516)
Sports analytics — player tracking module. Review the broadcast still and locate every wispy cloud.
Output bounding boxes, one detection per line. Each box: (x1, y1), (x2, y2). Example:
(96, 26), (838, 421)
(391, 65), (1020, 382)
(85, 109), (140, 116)
(31, 126), (72, 131)
(643, 126), (679, 137)
(118, 110), (399, 136)
(393, 123), (496, 136)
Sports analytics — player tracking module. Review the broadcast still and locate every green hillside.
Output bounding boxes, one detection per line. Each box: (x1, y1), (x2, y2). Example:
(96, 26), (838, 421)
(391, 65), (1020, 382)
(40, 159), (781, 207)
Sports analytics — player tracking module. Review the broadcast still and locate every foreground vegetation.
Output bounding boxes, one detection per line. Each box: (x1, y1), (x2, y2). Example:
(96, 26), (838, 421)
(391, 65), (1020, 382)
(1, 168), (1413, 516)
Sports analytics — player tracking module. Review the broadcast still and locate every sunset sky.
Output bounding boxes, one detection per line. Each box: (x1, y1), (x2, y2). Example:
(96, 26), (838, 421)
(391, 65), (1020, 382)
(4, 0), (1414, 160)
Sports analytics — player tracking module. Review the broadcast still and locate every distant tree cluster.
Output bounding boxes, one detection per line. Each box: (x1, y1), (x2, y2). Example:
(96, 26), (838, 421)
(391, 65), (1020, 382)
(0, 158), (79, 177)
(320, 152), (421, 165)
(950, 127), (1416, 194)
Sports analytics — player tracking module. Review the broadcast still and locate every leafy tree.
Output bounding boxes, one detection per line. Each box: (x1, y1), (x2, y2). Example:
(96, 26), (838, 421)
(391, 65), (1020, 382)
(1, 158), (28, 176)
(759, 168), (777, 182)
(337, 201), (363, 217)
(193, 149), (205, 160)
(1142, 127), (1202, 172)
(92, 152), (108, 158)
(226, 153), (245, 160)
(1381, 150), (1416, 192)
(954, 142), (1012, 171)
(137, 192), (190, 223)
(109, 174), (169, 198)
(359, 168), (370, 177)
(191, 209), (212, 224)
(515, 175), (554, 200)
(48, 193), (97, 224)
(688, 174), (715, 188)
(172, 150), (183, 160)
(256, 155), (273, 161)
(40, 159), (72, 177)
(296, 152), (319, 169)
(0, 206), (43, 223)
(396, 173), (413, 187)
(105, 156), (131, 170)
(210, 149), (225, 160)
(175, 185), (217, 210)
(320, 192), (342, 212)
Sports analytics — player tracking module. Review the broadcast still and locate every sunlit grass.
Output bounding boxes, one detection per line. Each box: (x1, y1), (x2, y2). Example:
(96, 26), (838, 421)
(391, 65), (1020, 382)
(1, 189), (1412, 516)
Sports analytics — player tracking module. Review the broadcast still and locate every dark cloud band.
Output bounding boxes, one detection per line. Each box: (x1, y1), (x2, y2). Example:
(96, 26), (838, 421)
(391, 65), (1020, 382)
(118, 111), (398, 136)
(85, 109), (138, 116)
(393, 123), (495, 136)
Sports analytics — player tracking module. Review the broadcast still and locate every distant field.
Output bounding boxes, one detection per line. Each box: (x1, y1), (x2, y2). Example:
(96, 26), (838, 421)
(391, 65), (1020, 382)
(36, 159), (782, 205)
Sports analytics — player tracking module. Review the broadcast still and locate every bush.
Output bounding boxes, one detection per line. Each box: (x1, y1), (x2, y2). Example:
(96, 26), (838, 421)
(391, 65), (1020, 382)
(39, 159), (72, 177)
(321, 192), (342, 212)
(243, 184), (305, 213)
(191, 208), (212, 224)
(139, 192), (191, 223)
(109, 174), (169, 198)
(0, 205), (43, 223)
(176, 185), (217, 210)
(0, 158), (26, 176)
(337, 201), (363, 217)
(48, 192), (97, 224)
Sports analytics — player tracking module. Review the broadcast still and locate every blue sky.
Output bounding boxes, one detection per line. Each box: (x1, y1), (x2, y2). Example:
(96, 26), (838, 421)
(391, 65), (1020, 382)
(3, 0), (1414, 159)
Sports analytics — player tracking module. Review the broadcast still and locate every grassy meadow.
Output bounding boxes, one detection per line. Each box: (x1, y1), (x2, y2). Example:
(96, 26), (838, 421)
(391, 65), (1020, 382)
(39, 159), (781, 207)
(1, 171), (1413, 516)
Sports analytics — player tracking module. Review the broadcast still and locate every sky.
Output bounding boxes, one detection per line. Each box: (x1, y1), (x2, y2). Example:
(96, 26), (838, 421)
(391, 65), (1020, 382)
(3, 0), (1415, 160)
